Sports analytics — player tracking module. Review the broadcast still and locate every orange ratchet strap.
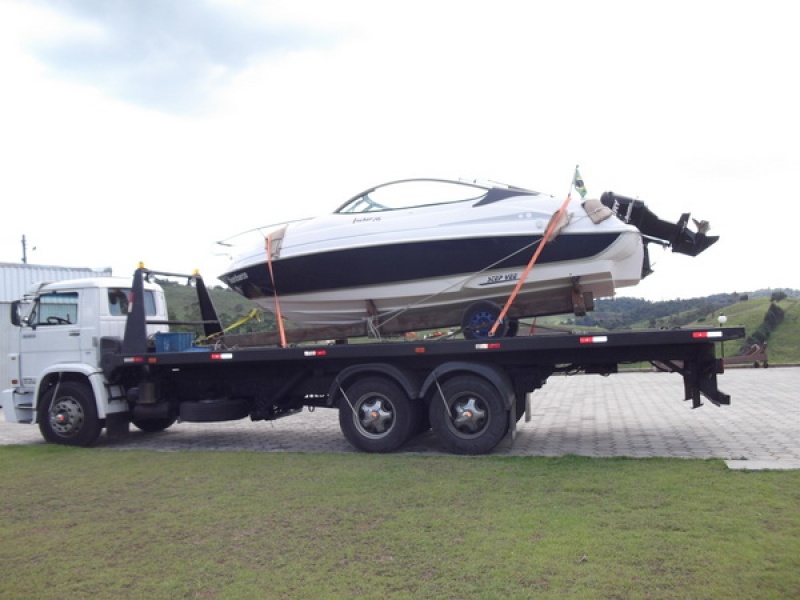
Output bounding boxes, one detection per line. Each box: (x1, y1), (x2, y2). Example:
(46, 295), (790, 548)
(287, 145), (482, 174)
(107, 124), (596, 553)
(266, 234), (288, 348)
(489, 193), (574, 336)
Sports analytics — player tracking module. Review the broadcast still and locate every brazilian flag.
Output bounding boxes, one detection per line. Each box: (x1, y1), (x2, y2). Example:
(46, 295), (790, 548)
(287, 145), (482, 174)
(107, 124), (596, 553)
(573, 167), (587, 198)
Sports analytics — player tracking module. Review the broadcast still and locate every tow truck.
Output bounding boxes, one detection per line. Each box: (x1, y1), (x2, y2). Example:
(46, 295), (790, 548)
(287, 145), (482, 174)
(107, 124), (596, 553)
(2, 266), (745, 454)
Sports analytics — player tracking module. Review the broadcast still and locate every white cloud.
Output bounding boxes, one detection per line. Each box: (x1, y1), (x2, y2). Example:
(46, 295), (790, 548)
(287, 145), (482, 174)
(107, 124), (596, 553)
(22, 0), (336, 113)
(0, 0), (797, 299)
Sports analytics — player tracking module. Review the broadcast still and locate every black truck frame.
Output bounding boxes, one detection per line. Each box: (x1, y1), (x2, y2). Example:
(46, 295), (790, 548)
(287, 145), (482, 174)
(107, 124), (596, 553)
(99, 267), (746, 455)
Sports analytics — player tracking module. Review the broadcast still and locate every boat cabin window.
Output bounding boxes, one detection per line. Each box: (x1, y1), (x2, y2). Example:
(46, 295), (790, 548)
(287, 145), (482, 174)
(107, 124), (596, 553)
(336, 180), (489, 213)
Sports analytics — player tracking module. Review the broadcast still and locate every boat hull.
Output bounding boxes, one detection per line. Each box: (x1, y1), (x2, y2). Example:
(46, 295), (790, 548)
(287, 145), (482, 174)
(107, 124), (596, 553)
(221, 229), (644, 330)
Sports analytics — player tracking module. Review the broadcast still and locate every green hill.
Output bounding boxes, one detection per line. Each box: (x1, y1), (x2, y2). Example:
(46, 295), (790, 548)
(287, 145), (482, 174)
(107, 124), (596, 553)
(726, 297), (800, 364)
(681, 296), (798, 364)
(740, 297), (799, 364)
(638, 295), (799, 364)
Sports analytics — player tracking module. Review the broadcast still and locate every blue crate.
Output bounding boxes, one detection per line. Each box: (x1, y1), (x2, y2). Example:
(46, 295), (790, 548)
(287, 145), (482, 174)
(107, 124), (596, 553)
(154, 332), (195, 353)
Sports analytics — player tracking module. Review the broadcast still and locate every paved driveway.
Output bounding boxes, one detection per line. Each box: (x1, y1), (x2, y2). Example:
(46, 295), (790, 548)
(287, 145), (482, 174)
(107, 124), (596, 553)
(2, 369), (798, 469)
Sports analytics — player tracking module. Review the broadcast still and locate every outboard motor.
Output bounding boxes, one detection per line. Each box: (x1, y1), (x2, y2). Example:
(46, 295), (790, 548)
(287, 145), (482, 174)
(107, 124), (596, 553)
(600, 192), (719, 257)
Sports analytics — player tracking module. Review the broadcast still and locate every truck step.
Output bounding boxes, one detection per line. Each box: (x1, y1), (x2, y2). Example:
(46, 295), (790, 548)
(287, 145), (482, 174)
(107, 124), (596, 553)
(6, 406), (34, 424)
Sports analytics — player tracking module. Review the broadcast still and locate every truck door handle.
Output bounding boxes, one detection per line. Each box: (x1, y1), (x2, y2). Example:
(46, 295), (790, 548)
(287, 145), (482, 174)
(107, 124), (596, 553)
(69, 331), (80, 337)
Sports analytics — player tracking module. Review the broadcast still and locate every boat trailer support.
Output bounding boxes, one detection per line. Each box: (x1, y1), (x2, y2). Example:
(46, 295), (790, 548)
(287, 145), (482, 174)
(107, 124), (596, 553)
(660, 357), (729, 408)
(571, 278), (593, 317)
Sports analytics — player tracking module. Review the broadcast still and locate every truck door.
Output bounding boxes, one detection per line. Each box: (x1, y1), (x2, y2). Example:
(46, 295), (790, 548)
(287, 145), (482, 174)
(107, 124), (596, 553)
(18, 291), (88, 388)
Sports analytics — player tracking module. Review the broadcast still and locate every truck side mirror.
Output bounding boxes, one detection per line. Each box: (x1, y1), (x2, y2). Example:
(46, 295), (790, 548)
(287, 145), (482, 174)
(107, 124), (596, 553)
(10, 300), (22, 327)
(9, 300), (32, 328)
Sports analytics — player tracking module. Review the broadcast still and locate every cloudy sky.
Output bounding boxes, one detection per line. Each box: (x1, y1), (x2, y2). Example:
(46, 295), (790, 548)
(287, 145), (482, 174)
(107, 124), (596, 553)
(1, 0), (797, 301)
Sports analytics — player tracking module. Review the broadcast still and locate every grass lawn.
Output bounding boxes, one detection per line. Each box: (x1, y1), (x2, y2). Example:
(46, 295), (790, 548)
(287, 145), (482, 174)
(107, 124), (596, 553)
(1, 447), (799, 599)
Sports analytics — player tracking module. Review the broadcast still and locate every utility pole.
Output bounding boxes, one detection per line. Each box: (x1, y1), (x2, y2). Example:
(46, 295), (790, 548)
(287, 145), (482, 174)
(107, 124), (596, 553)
(21, 235), (28, 264)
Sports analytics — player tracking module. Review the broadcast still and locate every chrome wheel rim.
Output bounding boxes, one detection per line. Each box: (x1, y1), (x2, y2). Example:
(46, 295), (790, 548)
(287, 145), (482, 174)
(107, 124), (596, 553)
(49, 397), (85, 437)
(355, 397), (395, 438)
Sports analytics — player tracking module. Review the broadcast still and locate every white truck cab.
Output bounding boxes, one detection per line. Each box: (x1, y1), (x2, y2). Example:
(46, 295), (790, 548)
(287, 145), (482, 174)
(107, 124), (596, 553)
(2, 277), (168, 443)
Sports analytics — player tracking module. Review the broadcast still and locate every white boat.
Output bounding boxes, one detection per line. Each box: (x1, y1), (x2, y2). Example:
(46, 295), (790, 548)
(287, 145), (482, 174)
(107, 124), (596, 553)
(219, 179), (717, 338)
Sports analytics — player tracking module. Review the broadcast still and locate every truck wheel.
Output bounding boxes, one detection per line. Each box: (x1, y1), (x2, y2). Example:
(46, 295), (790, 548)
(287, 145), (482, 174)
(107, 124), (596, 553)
(339, 377), (415, 453)
(462, 301), (509, 340)
(429, 375), (508, 455)
(132, 417), (177, 432)
(38, 381), (103, 447)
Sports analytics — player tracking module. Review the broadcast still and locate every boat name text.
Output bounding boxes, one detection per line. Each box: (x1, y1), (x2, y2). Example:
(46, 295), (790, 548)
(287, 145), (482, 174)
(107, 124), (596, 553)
(480, 273), (519, 286)
(226, 273), (249, 284)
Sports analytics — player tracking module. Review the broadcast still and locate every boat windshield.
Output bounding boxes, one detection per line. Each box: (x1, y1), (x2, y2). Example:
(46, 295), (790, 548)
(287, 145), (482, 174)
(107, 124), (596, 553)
(336, 180), (489, 214)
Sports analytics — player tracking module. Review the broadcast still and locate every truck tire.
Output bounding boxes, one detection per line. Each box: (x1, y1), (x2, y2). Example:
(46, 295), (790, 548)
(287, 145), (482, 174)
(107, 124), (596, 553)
(180, 398), (250, 422)
(132, 416), (177, 432)
(338, 377), (415, 453)
(38, 381), (103, 447)
(429, 375), (508, 455)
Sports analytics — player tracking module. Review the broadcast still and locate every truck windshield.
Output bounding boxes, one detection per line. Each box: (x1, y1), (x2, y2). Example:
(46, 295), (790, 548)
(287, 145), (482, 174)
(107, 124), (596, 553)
(31, 292), (78, 326)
